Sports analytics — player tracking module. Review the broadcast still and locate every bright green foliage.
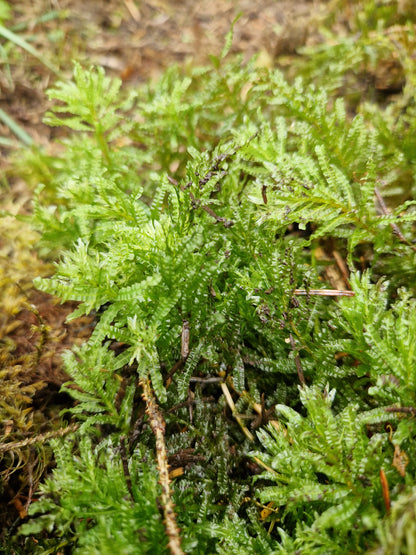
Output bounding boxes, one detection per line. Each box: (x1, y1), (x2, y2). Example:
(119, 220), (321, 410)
(13, 4), (416, 552)
(60, 343), (135, 433)
(252, 385), (397, 552)
(337, 273), (416, 406)
(45, 62), (135, 158)
(209, 507), (280, 554)
(19, 436), (166, 554)
(302, 272), (416, 406)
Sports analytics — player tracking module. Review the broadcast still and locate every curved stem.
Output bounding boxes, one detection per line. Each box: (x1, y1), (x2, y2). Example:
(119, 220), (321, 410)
(140, 377), (184, 555)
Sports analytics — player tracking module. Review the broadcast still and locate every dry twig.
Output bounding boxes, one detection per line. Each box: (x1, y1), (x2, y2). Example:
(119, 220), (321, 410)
(220, 381), (254, 441)
(140, 377), (184, 555)
(0, 423), (79, 453)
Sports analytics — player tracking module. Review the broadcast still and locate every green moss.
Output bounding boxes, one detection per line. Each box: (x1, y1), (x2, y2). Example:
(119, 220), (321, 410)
(7, 2), (416, 552)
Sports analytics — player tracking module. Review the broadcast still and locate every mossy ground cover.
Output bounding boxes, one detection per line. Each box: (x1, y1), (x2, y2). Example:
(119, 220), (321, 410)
(2, 1), (416, 553)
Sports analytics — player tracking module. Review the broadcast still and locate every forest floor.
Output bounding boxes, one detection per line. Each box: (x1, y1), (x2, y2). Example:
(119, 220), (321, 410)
(0, 0), (326, 536)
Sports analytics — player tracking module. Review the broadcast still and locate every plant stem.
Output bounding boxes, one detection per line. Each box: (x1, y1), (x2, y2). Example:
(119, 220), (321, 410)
(140, 377), (184, 555)
(0, 423), (79, 453)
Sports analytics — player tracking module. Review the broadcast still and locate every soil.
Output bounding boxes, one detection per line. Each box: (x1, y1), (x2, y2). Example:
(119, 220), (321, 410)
(0, 0), (325, 539)
(1, 0), (325, 148)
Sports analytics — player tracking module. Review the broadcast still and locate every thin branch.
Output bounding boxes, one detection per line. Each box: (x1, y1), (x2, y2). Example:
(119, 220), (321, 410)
(252, 455), (278, 476)
(385, 406), (416, 415)
(190, 376), (222, 383)
(0, 423), (79, 453)
(220, 382), (254, 441)
(169, 176), (234, 228)
(293, 289), (355, 297)
(119, 435), (134, 501)
(289, 334), (305, 386)
(140, 377), (184, 555)
(199, 203), (235, 228)
(165, 358), (185, 387)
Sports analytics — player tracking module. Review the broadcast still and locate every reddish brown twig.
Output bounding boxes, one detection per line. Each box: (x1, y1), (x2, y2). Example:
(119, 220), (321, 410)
(140, 377), (183, 555)
(380, 468), (391, 514)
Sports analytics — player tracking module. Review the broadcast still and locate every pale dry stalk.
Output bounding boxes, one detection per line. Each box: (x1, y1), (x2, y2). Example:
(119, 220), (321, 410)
(140, 377), (184, 555)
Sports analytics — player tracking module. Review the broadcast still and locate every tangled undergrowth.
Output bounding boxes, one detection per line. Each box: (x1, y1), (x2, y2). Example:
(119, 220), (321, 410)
(2, 1), (416, 553)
